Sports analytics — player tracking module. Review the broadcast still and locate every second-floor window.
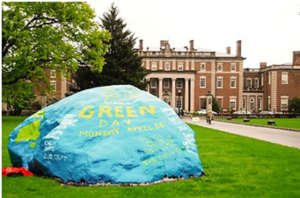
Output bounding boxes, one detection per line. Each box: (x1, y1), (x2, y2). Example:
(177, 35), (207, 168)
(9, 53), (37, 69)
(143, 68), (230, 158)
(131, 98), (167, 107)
(50, 70), (56, 78)
(230, 78), (236, 88)
(178, 62), (183, 71)
(231, 63), (236, 71)
(50, 81), (56, 91)
(151, 62), (157, 70)
(165, 62), (170, 71)
(200, 63), (206, 71)
(217, 78), (223, 88)
(254, 78), (259, 88)
(200, 77), (206, 88)
(246, 79), (252, 88)
(217, 63), (223, 72)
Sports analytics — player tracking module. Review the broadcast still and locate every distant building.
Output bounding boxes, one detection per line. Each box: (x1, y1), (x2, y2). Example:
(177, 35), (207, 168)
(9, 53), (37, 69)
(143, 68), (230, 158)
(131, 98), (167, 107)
(138, 40), (300, 113)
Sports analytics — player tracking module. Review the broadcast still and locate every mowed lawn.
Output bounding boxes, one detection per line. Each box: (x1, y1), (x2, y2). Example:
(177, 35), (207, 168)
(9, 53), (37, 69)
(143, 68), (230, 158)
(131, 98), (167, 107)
(2, 116), (300, 198)
(218, 118), (300, 130)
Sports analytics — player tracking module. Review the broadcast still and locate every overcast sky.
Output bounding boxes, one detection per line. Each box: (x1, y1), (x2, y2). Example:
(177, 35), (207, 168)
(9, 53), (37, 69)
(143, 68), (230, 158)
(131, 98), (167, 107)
(88, 0), (300, 68)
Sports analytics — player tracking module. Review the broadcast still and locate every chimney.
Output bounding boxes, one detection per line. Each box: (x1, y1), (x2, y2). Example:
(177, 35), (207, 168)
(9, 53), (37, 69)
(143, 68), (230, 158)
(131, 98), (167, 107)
(293, 51), (300, 65)
(189, 40), (194, 52)
(139, 39), (143, 52)
(226, 47), (231, 54)
(160, 40), (169, 48)
(260, 62), (267, 69)
(236, 40), (241, 57)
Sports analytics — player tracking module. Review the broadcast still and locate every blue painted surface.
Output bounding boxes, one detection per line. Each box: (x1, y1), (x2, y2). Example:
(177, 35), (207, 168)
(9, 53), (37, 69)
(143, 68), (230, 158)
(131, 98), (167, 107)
(8, 85), (204, 183)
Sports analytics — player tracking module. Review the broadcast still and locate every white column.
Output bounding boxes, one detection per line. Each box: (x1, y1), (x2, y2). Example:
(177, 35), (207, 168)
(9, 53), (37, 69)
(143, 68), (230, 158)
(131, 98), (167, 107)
(146, 59), (150, 70)
(190, 78), (195, 112)
(238, 61), (244, 110)
(172, 78), (176, 107)
(185, 59), (189, 70)
(271, 71), (277, 113)
(185, 78), (189, 111)
(158, 77), (163, 99)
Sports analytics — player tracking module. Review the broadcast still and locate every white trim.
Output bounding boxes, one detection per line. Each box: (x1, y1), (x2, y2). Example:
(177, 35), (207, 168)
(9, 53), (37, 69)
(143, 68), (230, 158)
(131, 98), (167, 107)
(230, 63), (236, 72)
(281, 72), (288, 84)
(50, 80), (57, 91)
(200, 62), (206, 71)
(217, 76), (223, 89)
(200, 77), (206, 88)
(217, 63), (223, 72)
(164, 61), (170, 71)
(178, 62), (184, 71)
(151, 62), (157, 71)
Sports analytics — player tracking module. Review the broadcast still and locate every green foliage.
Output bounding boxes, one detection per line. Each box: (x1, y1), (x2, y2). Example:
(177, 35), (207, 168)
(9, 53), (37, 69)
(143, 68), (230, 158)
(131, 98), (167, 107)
(2, 82), (36, 115)
(2, 2), (111, 88)
(201, 96), (220, 113)
(289, 97), (300, 113)
(74, 3), (148, 90)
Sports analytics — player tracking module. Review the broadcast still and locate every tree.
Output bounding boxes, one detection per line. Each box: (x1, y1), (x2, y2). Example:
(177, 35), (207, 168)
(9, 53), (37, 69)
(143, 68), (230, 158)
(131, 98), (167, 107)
(201, 96), (220, 113)
(74, 3), (148, 90)
(2, 2), (111, 88)
(2, 82), (36, 115)
(289, 97), (300, 113)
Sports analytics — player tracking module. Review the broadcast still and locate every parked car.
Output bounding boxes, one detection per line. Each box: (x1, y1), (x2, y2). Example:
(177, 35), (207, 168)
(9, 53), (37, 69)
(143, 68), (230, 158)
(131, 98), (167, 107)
(259, 111), (274, 114)
(232, 110), (252, 114)
(197, 109), (217, 115)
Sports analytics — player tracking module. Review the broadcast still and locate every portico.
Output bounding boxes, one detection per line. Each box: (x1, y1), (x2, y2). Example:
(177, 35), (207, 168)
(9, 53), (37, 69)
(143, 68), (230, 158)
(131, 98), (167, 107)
(146, 73), (195, 112)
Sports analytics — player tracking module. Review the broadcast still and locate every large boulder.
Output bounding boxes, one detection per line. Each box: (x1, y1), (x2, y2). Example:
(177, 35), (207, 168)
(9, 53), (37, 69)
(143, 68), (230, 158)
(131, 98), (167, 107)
(8, 85), (204, 184)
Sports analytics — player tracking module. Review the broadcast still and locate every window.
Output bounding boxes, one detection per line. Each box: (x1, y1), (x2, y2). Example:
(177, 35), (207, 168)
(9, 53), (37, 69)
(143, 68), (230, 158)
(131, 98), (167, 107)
(178, 62), (183, 71)
(151, 62), (157, 70)
(281, 97), (288, 111)
(246, 79), (252, 88)
(268, 73), (271, 84)
(200, 77), (206, 88)
(282, 72), (288, 84)
(254, 78), (259, 88)
(231, 63), (236, 72)
(257, 97), (262, 110)
(217, 63), (223, 72)
(217, 77), (223, 88)
(165, 62), (170, 71)
(50, 70), (56, 78)
(200, 63), (206, 71)
(50, 81), (56, 91)
(163, 79), (169, 88)
(230, 77), (236, 88)
(230, 98), (236, 110)
(268, 96), (271, 110)
(250, 98), (255, 111)
(261, 75), (264, 86)
(176, 79), (183, 89)
(150, 79), (157, 88)
(243, 97), (247, 109)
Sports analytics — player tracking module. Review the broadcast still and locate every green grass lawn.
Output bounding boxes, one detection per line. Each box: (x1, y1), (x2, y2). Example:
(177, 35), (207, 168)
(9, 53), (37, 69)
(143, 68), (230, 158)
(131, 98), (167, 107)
(217, 118), (300, 130)
(2, 116), (300, 198)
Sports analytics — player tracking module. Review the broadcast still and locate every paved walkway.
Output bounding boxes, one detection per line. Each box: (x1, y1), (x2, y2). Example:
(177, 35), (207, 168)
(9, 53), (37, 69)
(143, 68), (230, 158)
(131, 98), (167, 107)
(183, 118), (300, 149)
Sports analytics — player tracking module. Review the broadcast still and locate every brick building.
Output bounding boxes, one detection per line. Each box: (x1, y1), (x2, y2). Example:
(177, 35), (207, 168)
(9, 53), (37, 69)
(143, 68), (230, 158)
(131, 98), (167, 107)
(139, 40), (300, 113)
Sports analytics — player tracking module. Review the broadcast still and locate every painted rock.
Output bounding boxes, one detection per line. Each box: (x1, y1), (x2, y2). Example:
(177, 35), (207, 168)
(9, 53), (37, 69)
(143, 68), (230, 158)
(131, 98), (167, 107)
(8, 85), (204, 183)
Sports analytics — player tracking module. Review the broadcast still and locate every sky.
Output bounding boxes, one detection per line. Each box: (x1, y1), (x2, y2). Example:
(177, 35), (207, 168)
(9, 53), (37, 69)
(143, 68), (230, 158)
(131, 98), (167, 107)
(88, 0), (300, 68)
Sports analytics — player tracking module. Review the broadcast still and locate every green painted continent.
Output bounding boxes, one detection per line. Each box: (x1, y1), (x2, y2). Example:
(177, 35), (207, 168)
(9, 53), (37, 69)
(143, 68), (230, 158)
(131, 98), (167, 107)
(16, 119), (41, 143)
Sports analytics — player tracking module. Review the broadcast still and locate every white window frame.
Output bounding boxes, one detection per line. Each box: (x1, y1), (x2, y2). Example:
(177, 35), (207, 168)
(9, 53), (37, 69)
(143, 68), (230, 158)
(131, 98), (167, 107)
(268, 96), (271, 110)
(246, 78), (252, 88)
(178, 62), (184, 71)
(257, 96), (262, 110)
(217, 63), (223, 72)
(217, 77), (223, 89)
(254, 78), (259, 88)
(230, 77), (237, 89)
(250, 97), (255, 111)
(176, 79), (183, 89)
(243, 97), (247, 109)
(165, 62), (170, 71)
(151, 62), (157, 71)
(200, 76), (206, 88)
(150, 79), (157, 88)
(230, 97), (236, 110)
(163, 79), (169, 88)
(50, 70), (56, 78)
(50, 80), (57, 91)
(281, 96), (289, 111)
(200, 63), (206, 72)
(281, 72), (288, 84)
(230, 63), (236, 72)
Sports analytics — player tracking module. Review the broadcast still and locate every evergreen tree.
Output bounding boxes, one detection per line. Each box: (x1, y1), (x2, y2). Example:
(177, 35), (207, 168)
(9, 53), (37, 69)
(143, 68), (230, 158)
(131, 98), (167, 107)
(74, 3), (148, 90)
(201, 96), (220, 113)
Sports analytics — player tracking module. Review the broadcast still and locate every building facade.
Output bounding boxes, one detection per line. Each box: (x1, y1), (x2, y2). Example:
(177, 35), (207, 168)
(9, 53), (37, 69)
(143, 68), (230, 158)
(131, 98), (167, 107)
(139, 40), (300, 113)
